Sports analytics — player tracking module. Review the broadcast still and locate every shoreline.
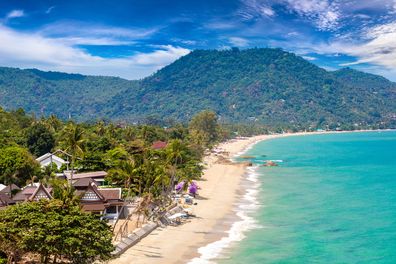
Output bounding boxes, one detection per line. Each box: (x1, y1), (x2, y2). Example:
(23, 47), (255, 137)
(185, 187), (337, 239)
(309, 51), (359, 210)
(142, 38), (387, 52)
(109, 130), (390, 264)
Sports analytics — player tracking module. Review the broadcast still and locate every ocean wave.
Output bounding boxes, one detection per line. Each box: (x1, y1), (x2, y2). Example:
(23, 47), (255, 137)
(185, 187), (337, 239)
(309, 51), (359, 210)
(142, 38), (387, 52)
(188, 165), (262, 264)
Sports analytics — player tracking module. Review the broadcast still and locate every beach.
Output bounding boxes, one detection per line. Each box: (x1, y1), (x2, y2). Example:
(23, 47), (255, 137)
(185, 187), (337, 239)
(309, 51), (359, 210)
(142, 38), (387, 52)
(109, 130), (386, 264)
(108, 134), (272, 264)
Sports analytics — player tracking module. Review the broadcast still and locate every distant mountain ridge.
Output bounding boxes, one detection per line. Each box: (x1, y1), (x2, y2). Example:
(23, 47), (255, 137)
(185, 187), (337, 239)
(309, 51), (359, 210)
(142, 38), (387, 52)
(0, 48), (395, 129)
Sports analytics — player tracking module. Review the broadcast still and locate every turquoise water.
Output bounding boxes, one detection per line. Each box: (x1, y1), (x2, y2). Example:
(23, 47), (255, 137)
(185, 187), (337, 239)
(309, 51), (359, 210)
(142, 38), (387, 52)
(222, 131), (396, 264)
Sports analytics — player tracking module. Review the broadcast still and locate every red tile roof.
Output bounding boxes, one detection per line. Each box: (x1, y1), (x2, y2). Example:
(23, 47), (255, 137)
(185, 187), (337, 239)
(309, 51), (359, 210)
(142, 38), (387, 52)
(151, 141), (168, 150)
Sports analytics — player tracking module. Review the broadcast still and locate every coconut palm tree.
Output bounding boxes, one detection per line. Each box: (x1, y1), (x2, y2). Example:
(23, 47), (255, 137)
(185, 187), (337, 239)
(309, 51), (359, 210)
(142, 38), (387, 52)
(60, 122), (85, 184)
(106, 147), (140, 197)
(165, 139), (187, 195)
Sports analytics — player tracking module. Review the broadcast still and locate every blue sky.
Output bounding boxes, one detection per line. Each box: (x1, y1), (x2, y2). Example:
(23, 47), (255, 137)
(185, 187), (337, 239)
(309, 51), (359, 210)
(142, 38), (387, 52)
(1, 0), (396, 80)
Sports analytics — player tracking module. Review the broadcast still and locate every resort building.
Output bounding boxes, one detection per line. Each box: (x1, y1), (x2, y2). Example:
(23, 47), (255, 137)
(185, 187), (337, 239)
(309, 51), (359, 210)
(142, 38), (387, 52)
(73, 178), (123, 217)
(12, 184), (52, 202)
(36, 152), (68, 170)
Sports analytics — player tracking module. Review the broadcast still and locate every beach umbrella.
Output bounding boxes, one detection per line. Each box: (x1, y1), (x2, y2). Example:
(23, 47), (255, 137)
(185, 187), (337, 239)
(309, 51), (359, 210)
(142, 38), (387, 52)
(175, 181), (185, 192)
(188, 182), (198, 195)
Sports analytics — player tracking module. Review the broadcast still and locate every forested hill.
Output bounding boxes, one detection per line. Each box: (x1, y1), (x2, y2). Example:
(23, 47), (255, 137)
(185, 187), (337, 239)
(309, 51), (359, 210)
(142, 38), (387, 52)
(1, 48), (396, 129)
(0, 67), (135, 120)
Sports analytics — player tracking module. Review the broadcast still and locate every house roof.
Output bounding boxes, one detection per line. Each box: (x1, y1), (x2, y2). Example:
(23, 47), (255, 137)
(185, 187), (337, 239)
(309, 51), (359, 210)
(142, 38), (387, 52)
(99, 188), (122, 200)
(65, 171), (107, 180)
(72, 178), (98, 188)
(81, 203), (106, 212)
(12, 185), (52, 202)
(79, 182), (105, 202)
(0, 184), (6, 191)
(0, 184), (20, 194)
(152, 140), (168, 150)
(29, 184), (52, 201)
(0, 193), (15, 207)
(36, 153), (67, 164)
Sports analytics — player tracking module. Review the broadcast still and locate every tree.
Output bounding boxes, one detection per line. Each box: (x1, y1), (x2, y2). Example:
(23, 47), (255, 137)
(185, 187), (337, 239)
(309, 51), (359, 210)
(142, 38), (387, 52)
(189, 110), (220, 148)
(26, 122), (56, 157)
(0, 146), (40, 187)
(60, 123), (85, 182)
(106, 147), (141, 196)
(0, 199), (114, 264)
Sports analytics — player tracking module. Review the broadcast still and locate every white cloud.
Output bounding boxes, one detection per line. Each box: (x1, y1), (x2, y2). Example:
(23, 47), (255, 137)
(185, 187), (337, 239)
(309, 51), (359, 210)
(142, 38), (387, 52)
(229, 37), (249, 47)
(0, 24), (189, 79)
(132, 45), (190, 66)
(5, 10), (25, 20)
(39, 21), (157, 40)
(320, 22), (396, 69)
(46, 6), (55, 14)
(284, 0), (340, 31)
(238, 0), (275, 21)
(302, 55), (316, 61)
(54, 36), (135, 46)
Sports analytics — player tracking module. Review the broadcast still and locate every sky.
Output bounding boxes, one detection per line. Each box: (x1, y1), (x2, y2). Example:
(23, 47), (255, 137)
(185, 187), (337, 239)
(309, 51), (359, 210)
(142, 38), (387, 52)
(1, 0), (396, 80)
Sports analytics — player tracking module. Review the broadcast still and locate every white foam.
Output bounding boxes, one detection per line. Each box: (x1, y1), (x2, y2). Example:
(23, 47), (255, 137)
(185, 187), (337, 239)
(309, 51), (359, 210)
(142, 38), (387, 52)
(188, 164), (262, 264)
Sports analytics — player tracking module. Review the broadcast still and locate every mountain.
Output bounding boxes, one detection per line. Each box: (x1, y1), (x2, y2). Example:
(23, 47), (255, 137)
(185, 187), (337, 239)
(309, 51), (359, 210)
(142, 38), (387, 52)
(0, 67), (136, 120)
(0, 48), (395, 129)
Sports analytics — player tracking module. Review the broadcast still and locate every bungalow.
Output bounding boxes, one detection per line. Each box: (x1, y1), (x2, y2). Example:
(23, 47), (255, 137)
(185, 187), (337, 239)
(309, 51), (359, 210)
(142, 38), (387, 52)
(73, 178), (123, 218)
(0, 179), (123, 218)
(36, 153), (68, 170)
(12, 184), (52, 202)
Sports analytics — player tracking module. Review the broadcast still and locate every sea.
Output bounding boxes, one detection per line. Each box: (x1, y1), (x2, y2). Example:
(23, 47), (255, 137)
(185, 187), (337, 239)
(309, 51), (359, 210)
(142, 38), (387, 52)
(193, 131), (396, 264)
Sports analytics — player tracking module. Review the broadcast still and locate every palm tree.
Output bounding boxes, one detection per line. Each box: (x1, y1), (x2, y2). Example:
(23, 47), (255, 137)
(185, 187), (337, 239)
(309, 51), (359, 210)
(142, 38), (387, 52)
(61, 122), (85, 184)
(165, 140), (187, 195)
(107, 147), (140, 197)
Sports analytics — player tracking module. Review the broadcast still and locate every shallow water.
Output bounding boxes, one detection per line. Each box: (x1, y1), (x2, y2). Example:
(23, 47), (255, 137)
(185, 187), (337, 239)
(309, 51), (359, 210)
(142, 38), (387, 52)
(220, 131), (396, 263)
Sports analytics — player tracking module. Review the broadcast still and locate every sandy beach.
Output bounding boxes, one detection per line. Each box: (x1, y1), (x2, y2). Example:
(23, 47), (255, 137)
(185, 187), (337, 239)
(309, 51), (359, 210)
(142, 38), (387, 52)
(108, 134), (271, 264)
(109, 130), (382, 264)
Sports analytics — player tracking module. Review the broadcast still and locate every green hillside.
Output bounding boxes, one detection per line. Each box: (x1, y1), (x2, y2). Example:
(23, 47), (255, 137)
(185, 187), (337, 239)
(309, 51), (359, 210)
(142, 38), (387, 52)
(0, 67), (136, 120)
(0, 48), (395, 129)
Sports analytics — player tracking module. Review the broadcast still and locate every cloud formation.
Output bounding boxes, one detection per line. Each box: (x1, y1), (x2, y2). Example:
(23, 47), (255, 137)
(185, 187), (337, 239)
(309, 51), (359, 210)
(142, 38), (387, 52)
(0, 24), (189, 79)
(238, 0), (275, 21)
(229, 37), (249, 47)
(284, 0), (340, 31)
(5, 10), (25, 20)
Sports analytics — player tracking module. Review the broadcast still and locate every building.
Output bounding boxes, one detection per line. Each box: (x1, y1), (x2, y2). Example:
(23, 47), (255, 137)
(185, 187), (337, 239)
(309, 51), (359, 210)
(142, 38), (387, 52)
(63, 171), (108, 185)
(36, 153), (68, 170)
(73, 178), (123, 218)
(12, 184), (52, 202)
(0, 184), (21, 197)
(151, 140), (168, 150)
